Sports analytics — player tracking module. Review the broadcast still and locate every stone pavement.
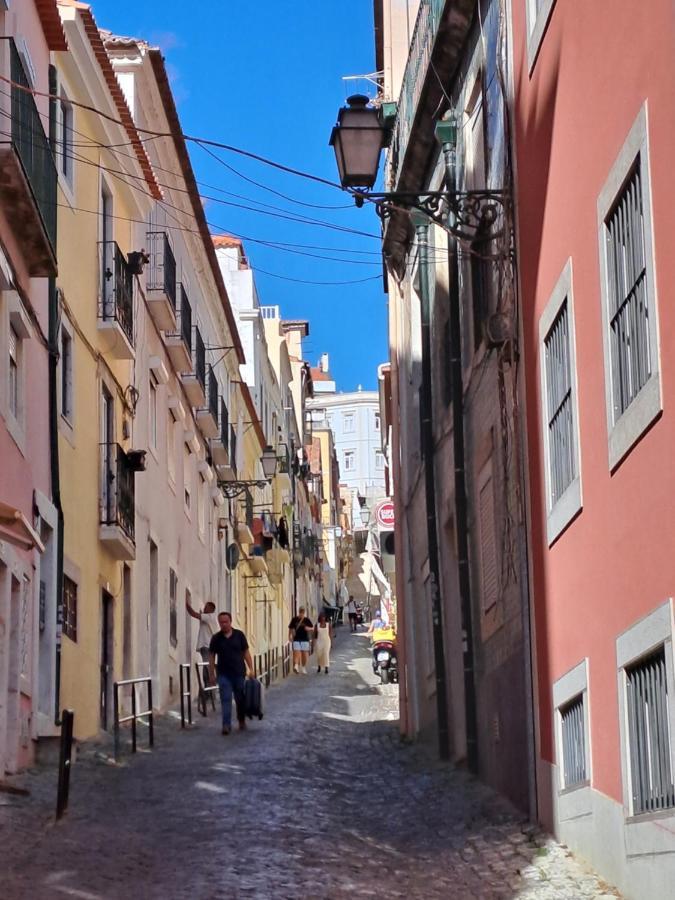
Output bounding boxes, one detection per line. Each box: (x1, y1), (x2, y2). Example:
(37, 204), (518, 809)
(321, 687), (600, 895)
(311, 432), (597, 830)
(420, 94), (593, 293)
(0, 632), (620, 900)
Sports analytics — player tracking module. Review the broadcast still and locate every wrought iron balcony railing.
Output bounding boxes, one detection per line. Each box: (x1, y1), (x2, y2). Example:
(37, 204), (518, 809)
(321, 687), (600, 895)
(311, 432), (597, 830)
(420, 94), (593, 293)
(146, 231), (177, 311)
(179, 284), (192, 353)
(230, 425), (238, 478)
(99, 241), (134, 345)
(193, 327), (206, 392)
(388, 0), (445, 187)
(207, 365), (219, 421)
(220, 397), (230, 452)
(8, 39), (57, 253)
(100, 443), (135, 541)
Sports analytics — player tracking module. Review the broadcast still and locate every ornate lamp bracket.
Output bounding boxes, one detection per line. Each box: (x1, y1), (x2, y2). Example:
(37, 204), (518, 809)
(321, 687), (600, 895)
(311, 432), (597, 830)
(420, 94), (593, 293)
(217, 480), (269, 500)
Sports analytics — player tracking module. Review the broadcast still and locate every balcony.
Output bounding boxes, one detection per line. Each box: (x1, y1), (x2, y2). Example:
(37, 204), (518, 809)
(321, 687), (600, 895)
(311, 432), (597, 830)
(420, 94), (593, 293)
(217, 421), (239, 482)
(182, 327), (206, 407)
(196, 365), (219, 438)
(145, 231), (177, 330)
(98, 241), (134, 358)
(211, 397), (230, 466)
(99, 443), (136, 560)
(0, 40), (57, 276)
(164, 284), (192, 373)
(276, 443), (292, 490)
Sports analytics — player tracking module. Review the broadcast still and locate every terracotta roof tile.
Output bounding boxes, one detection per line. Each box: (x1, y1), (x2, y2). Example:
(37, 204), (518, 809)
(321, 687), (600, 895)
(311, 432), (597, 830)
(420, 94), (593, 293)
(38, 0), (68, 49)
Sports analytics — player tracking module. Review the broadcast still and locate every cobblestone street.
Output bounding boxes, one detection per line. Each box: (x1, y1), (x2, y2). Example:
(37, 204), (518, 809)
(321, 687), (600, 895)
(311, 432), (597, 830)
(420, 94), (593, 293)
(0, 633), (619, 899)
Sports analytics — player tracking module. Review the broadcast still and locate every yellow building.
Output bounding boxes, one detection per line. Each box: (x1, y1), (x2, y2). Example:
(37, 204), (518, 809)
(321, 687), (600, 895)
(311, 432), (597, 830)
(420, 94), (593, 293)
(54, 2), (158, 739)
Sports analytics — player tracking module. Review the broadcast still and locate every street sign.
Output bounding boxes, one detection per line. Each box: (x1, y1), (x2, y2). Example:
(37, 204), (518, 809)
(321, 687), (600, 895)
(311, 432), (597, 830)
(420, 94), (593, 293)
(375, 499), (395, 530)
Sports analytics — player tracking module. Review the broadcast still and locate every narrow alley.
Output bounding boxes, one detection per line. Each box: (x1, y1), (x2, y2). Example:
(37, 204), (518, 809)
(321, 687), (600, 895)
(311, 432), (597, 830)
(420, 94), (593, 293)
(1, 635), (618, 900)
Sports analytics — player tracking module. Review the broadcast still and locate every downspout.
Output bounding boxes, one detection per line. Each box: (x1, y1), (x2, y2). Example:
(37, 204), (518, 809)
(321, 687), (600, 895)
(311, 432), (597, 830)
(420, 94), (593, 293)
(438, 117), (479, 774)
(412, 215), (450, 761)
(48, 63), (64, 724)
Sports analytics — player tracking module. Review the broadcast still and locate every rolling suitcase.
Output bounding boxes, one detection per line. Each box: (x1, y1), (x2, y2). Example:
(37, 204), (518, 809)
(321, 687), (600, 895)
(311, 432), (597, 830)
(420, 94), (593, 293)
(244, 677), (264, 720)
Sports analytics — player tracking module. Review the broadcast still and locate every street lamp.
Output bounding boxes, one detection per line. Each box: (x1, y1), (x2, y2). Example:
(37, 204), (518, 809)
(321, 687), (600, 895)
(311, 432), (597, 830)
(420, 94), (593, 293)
(329, 97), (508, 241)
(218, 446), (278, 499)
(359, 507), (370, 527)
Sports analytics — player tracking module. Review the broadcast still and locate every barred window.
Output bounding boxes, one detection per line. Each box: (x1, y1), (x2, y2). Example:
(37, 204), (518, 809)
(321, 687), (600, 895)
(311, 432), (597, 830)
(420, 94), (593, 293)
(605, 163), (651, 420)
(625, 647), (675, 815)
(544, 301), (575, 506)
(63, 575), (77, 642)
(560, 695), (586, 788)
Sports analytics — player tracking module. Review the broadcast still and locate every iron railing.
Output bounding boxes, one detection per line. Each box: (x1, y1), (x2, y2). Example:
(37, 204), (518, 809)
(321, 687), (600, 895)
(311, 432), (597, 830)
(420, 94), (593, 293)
(220, 397), (230, 452)
(179, 663), (192, 728)
(207, 365), (219, 421)
(113, 677), (154, 760)
(278, 444), (291, 475)
(146, 231), (177, 311)
(99, 241), (134, 345)
(100, 443), (135, 541)
(560, 696), (586, 789)
(179, 284), (192, 354)
(626, 648), (675, 815)
(7, 39), (57, 252)
(388, 0), (446, 187)
(230, 425), (238, 477)
(193, 327), (206, 392)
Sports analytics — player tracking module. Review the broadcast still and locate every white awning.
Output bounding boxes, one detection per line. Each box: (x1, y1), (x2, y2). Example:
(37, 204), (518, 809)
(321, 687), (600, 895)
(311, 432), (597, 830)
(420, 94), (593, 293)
(0, 501), (45, 552)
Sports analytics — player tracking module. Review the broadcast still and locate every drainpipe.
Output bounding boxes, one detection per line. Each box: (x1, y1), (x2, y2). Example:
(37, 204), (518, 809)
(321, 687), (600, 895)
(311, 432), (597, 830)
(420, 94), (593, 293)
(436, 114), (479, 774)
(48, 64), (64, 725)
(412, 214), (450, 761)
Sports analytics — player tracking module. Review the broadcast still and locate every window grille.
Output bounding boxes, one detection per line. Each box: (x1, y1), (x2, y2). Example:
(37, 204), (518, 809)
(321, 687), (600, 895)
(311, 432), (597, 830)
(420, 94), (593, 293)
(478, 473), (498, 612)
(626, 647), (675, 815)
(560, 695), (586, 788)
(63, 575), (77, 642)
(544, 301), (575, 506)
(606, 163), (651, 419)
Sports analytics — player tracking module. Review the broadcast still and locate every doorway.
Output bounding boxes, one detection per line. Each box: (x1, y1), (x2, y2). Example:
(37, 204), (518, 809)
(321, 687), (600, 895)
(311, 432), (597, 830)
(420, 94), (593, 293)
(100, 590), (113, 731)
(149, 541), (159, 699)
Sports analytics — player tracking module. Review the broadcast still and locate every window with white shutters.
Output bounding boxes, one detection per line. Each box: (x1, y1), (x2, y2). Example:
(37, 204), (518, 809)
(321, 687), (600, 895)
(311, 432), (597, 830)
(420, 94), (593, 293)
(478, 467), (498, 613)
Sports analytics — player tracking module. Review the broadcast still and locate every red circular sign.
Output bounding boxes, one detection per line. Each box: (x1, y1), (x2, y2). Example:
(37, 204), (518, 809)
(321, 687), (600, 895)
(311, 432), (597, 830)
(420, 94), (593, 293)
(376, 500), (395, 529)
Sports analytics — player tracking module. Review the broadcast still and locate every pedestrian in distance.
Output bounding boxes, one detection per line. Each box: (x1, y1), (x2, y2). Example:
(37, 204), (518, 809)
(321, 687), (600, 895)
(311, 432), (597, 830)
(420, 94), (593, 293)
(208, 612), (254, 735)
(367, 609), (386, 636)
(185, 598), (218, 685)
(347, 595), (359, 632)
(314, 613), (332, 674)
(288, 607), (313, 674)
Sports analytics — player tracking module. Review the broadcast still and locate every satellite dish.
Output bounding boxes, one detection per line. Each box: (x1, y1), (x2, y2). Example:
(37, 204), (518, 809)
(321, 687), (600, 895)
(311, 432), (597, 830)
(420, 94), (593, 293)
(226, 543), (240, 570)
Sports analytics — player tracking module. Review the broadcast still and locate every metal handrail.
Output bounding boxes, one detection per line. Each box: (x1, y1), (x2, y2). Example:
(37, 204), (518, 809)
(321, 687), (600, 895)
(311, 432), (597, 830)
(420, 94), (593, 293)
(179, 663), (192, 728)
(113, 677), (154, 760)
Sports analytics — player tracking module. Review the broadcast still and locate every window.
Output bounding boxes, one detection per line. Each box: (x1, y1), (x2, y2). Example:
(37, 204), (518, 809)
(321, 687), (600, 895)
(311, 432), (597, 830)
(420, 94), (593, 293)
(625, 648), (674, 815)
(598, 106), (660, 470)
(526, 0), (557, 70)
(169, 568), (178, 649)
(58, 90), (74, 185)
(63, 575), (77, 642)
(477, 464), (498, 613)
(343, 412), (355, 433)
(560, 696), (587, 789)
(374, 412), (381, 432)
(375, 450), (385, 470)
(343, 450), (355, 472)
(167, 408), (177, 482)
(539, 259), (582, 544)
(198, 473), (206, 537)
(8, 325), (19, 419)
(184, 444), (192, 513)
(60, 327), (73, 422)
(149, 373), (158, 449)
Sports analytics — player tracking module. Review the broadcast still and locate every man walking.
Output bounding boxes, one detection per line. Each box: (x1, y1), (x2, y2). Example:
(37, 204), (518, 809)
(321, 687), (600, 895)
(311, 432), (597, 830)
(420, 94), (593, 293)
(288, 607), (313, 674)
(209, 612), (254, 735)
(185, 598), (218, 684)
(347, 595), (359, 632)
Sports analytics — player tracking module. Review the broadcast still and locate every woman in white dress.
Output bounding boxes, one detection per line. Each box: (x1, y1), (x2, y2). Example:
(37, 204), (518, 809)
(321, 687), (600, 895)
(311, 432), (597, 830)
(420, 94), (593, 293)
(314, 614), (332, 674)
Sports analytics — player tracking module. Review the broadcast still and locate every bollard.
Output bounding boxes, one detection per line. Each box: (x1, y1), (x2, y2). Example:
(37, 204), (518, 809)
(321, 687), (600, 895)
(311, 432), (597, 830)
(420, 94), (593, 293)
(56, 709), (74, 821)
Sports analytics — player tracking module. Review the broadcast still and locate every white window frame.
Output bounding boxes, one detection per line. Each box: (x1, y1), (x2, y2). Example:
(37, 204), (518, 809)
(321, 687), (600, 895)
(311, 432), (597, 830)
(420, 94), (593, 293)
(342, 411), (355, 434)
(375, 450), (384, 470)
(374, 412), (381, 432)
(525, 0), (557, 72)
(539, 258), (582, 545)
(616, 601), (675, 849)
(598, 104), (661, 472)
(553, 658), (592, 821)
(57, 85), (75, 198)
(343, 449), (355, 472)
(59, 316), (74, 429)
(4, 291), (30, 451)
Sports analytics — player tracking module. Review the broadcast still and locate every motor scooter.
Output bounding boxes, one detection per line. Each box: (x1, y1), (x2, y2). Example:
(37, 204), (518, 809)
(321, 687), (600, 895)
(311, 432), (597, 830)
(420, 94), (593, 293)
(371, 627), (398, 685)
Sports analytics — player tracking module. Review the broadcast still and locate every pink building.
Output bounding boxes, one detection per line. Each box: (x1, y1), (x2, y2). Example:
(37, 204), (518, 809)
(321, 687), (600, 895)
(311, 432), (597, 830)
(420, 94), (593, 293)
(0, 1), (65, 773)
(512, 0), (675, 893)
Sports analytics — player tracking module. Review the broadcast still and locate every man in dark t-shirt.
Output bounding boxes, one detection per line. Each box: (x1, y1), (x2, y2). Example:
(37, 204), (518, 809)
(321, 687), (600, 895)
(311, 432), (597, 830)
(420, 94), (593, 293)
(288, 607), (313, 675)
(209, 612), (253, 734)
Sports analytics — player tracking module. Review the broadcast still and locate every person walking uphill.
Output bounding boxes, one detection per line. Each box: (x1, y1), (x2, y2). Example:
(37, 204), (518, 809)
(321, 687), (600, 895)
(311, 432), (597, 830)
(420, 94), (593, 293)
(289, 607), (313, 674)
(209, 612), (254, 735)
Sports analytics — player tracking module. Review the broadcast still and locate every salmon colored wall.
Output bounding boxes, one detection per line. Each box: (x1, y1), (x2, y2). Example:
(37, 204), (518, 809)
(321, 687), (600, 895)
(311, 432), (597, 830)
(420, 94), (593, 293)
(512, 0), (675, 803)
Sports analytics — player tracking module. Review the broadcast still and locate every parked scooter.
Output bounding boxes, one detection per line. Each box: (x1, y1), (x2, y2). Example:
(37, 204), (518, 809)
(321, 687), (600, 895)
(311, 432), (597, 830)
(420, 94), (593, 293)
(371, 627), (398, 684)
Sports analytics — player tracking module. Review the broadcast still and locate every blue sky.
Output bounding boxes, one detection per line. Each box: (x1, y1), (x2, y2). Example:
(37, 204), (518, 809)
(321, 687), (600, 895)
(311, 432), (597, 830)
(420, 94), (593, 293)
(91, 0), (387, 391)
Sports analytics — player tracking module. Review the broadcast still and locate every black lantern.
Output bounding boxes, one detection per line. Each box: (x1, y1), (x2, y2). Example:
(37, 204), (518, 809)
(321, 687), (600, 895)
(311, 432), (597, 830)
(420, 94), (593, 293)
(260, 445), (278, 481)
(329, 95), (384, 189)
